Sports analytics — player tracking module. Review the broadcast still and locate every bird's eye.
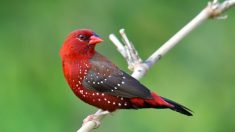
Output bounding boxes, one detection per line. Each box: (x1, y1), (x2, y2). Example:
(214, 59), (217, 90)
(77, 34), (88, 41)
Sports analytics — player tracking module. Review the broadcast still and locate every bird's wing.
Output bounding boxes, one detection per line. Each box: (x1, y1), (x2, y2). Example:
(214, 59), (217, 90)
(82, 53), (152, 99)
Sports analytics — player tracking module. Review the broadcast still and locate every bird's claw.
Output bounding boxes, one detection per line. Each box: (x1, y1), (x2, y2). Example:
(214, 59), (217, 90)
(82, 110), (110, 128)
(83, 115), (101, 128)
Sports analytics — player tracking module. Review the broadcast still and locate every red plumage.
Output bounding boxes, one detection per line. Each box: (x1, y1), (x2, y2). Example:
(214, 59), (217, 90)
(60, 29), (192, 116)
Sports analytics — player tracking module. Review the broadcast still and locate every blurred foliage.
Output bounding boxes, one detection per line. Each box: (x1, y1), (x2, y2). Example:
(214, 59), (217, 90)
(0, 0), (235, 131)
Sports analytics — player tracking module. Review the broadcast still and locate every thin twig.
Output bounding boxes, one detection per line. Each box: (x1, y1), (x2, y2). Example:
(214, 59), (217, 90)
(77, 0), (235, 131)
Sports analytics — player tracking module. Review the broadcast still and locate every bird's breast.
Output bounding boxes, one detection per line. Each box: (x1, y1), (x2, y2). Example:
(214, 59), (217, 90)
(62, 59), (133, 111)
(62, 59), (91, 94)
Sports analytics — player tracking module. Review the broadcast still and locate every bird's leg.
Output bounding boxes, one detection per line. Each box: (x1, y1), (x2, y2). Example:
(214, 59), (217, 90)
(94, 110), (110, 116)
(82, 110), (110, 128)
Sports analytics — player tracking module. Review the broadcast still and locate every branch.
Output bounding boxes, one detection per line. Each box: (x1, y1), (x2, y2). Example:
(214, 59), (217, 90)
(145, 0), (235, 68)
(77, 0), (235, 131)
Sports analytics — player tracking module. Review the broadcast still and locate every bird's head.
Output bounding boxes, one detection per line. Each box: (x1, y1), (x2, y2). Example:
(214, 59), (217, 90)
(60, 29), (103, 59)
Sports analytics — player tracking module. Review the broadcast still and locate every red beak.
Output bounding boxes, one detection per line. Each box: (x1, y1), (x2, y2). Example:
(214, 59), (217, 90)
(89, 36), (103, 45)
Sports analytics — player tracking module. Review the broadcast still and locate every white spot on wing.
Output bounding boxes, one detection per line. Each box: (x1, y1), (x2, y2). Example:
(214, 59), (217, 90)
(79, 90), (83, 94)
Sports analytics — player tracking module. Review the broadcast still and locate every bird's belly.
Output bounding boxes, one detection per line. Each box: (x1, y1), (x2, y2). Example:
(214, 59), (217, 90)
(70, 82), (131, 111)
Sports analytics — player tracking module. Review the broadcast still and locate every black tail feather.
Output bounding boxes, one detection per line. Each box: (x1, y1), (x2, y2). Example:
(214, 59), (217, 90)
(161, 97), (193, 116)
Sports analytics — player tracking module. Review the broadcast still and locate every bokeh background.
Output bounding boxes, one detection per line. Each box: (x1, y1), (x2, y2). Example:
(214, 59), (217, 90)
(1, 0), (235, 131)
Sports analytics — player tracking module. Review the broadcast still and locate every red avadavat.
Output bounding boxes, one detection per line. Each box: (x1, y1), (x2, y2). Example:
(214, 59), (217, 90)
(60, 29), (192, 116)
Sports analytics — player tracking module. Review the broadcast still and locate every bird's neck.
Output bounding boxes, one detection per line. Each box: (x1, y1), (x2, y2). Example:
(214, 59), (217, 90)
(63, 50), (96, 62)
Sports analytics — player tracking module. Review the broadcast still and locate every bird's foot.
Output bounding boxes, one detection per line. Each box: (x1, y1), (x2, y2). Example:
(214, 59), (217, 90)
(82, 110), (110, 128)
(82, 115), (101, 127)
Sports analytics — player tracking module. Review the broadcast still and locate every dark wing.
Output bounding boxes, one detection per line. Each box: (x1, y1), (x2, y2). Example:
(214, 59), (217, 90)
(82, 53), (152, 99)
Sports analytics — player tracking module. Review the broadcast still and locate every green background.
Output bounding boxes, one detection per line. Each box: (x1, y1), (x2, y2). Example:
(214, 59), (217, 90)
(1, 0), (235, 131)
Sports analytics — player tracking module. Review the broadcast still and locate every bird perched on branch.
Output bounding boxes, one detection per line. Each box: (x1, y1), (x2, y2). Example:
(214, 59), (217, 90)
(60, 29), (192, 116)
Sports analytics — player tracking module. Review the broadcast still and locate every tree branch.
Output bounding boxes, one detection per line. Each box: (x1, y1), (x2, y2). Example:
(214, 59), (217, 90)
(77, 0), (235, 131)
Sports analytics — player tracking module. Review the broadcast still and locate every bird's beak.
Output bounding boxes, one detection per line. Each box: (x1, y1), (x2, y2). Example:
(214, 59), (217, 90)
(89, 36), (103, 45)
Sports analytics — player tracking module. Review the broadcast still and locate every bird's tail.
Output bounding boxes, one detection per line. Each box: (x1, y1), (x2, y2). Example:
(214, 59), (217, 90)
(160, 96), (193, 116)
(144, 92), (193, 116)
(130, 92), (193, 116)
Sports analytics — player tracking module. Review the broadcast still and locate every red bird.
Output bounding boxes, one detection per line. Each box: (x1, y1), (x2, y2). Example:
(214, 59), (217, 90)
(60, 29), (192, 116)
